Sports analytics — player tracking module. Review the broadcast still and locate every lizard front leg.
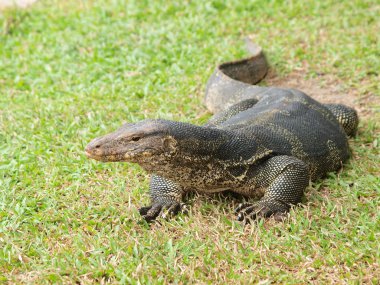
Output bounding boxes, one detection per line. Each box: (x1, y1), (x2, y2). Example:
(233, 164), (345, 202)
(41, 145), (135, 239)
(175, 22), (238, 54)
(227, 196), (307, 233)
(235, 155), (309, 223)
(139, 175), (186, 222)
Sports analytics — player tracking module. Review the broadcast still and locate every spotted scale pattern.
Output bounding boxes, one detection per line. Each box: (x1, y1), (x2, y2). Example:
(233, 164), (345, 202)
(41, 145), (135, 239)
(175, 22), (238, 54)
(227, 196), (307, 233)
(324, 104), (359, 137)
(94, 42), (359, 223)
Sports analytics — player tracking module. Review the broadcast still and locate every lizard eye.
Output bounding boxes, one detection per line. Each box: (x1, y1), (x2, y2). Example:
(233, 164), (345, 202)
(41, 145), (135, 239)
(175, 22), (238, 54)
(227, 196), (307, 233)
(131, 136), (141, 142)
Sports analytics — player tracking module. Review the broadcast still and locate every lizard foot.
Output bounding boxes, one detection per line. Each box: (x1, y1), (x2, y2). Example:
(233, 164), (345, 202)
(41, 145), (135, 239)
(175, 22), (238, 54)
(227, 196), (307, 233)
(139, 202), (187, 222)
(235, 201), (289, 224)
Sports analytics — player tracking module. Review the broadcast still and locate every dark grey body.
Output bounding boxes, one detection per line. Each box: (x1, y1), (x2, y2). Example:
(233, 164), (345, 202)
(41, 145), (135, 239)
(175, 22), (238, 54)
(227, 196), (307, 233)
(209, 87), (350, 180)
(86, 42), (358, 223)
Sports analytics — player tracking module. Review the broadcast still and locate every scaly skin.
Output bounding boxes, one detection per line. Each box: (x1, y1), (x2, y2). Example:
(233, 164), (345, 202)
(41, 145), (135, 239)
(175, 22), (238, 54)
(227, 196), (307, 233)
(86, 41), (358, 223)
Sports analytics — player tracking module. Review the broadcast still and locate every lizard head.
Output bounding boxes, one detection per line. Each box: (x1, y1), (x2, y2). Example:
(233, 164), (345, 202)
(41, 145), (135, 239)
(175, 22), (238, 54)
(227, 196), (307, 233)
(85, 119), (177, 164)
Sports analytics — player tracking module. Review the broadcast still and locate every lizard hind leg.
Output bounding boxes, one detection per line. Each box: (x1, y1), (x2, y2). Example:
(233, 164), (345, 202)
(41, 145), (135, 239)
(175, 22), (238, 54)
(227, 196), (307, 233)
(235, 156), (309, 223)
(324, 104), (359, 137)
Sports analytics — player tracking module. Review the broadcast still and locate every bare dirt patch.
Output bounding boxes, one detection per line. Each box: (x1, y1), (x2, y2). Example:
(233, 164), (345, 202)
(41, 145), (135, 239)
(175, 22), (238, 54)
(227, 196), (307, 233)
(264, 69), (379, 119)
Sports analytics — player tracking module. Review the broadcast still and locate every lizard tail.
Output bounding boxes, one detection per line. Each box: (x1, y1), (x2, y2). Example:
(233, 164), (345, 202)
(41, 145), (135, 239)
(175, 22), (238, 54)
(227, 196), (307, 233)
(324, 104), (359, 137)
(204, 40), (269, 113)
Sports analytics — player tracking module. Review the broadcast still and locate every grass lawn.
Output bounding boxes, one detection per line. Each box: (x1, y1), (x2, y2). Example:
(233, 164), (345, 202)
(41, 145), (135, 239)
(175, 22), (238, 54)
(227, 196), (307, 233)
(1, 0), (379, 283)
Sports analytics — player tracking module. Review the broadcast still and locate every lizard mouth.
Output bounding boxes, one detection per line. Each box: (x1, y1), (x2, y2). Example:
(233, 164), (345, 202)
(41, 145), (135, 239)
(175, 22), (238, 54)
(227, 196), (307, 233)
(85, 149), (116, 162)
(85, 146), (156, 162)
(85, 120), (177, 163)
(85, 149), (102, 160)
(85, 150), (92, 157)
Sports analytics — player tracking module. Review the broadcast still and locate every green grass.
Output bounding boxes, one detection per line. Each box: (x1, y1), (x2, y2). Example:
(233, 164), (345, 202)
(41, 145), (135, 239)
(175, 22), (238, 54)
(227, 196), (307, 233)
(1, 0), (379, 283)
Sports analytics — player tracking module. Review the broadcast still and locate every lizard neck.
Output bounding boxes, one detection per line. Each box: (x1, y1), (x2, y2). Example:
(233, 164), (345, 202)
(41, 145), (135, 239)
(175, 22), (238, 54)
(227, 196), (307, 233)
(137, 120), (268, 189)
(138, 120), (233, 172)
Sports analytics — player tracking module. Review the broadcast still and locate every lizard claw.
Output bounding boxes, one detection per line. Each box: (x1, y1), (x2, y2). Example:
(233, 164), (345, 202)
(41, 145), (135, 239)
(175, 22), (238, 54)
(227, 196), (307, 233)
(139, 202), (187, 222)
(235, 201), (288, 224)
